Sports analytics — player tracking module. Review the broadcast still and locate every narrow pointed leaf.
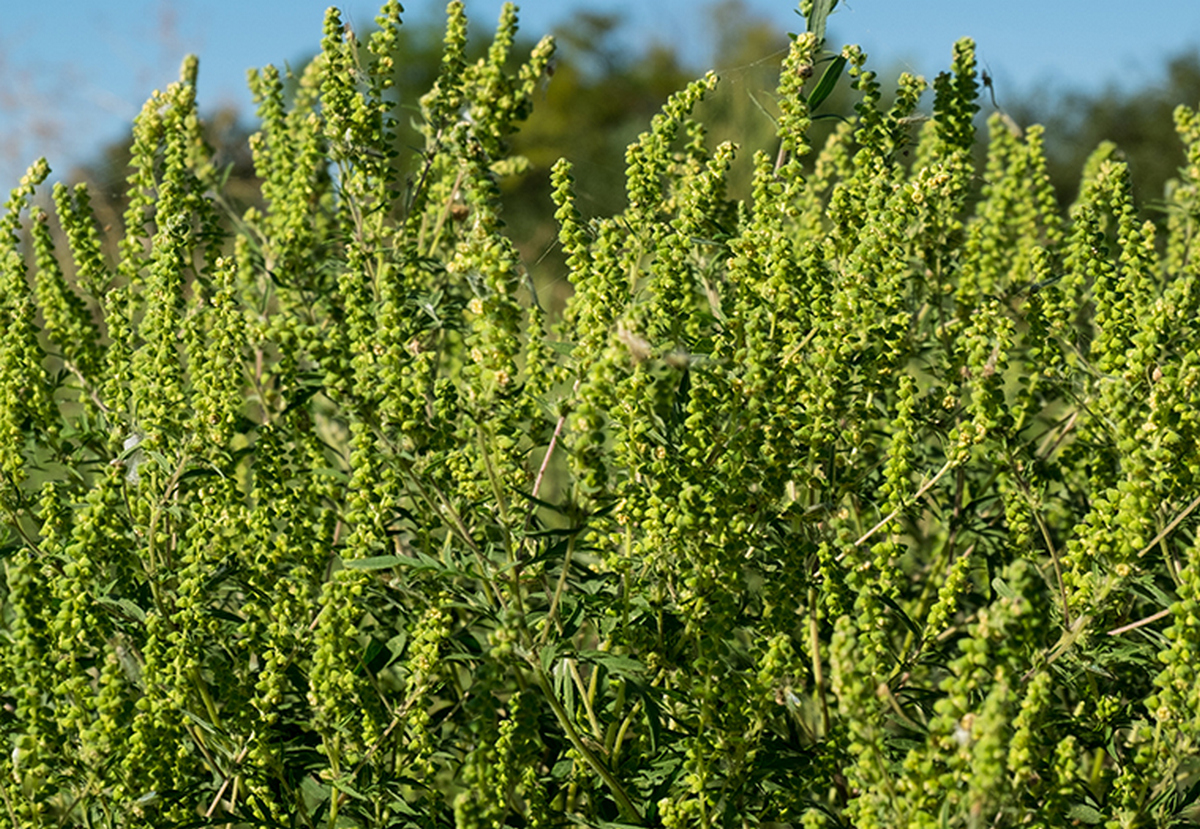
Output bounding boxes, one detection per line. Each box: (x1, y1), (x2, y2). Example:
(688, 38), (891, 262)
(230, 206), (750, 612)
(808, 55), (846, 111)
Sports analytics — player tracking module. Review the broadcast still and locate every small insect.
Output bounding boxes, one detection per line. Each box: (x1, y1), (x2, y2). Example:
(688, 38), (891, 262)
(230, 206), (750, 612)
(774, 683), (803, 710)
(981, 64), (1023, 136)
(536, 58), (556, 97)
(954, 712), (977, 747)
(981, 67), (998, 109)
(111, 432), (145, 484)
(1028, 272), (1066, 294)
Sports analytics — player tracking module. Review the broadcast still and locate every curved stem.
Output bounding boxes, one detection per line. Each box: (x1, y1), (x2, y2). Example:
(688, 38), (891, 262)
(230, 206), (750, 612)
(532, 659), (642, 823)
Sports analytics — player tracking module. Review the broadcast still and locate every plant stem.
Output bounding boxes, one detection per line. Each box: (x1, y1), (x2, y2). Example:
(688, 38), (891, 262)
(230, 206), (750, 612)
(532, 659), (642, 823)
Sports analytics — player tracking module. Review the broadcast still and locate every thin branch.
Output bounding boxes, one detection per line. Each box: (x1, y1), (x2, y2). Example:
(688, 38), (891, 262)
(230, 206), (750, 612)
(531, 378), (580, 503)
(842, 458), (956, 556)
(1008, 457), (1072, 628)
(1107, 608), (1171, 637)
(532, 659), (643, 824)
(1136, 491), (1200, 560)
(205, 738), (254, 818)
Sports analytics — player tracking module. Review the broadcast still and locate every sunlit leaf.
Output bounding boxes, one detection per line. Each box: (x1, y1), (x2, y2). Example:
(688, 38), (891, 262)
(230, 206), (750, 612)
(804, 0), (839, 46)
(808, 54), (846, 111)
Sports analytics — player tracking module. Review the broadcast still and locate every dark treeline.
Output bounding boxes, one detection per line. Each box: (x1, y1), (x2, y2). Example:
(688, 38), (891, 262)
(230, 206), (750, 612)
(67, 1), (1200, 313)
(1010, 52), (1200, 223)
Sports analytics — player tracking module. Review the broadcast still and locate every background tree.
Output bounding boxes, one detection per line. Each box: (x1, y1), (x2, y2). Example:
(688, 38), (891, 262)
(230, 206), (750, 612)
(62, 2), (801, 315)
(62, 3), (1200, 302)
(1011, 51), (1200, 223)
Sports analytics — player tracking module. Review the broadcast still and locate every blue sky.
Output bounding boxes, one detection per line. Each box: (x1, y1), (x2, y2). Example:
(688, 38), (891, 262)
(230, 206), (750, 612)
(1, 0), (1197, 187)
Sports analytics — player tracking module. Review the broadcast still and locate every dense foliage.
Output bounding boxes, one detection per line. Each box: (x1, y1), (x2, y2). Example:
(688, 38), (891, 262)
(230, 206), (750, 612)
(2, 1), (1200, 827)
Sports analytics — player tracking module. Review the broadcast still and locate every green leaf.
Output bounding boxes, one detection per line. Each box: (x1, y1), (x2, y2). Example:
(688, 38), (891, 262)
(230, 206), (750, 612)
(803, 0), (839, 46)
(578, 650), (644, 677)
(386, 632), (407, 661)
(522, 537), (572, 568)
(540, 643), (560, 674)
(95, 596), (147, 622)
(331, 777), (369, 802)
(282, 380), (323, 414)
(879, 594), (921, 639)
(343, 554), (403, 570)
(560, 596), (585, 638)
(204, 607), (245, 625)
(177, 466), (222, 485)
(811, 112), (852, 124)
(180, 708), (221, 736)
(357, 637), (389, 675)
(1066, 803), (1104, 824)
(807, 54), (846, 111)
(511, 487), (572, 515)
(627, 679), (663, 752)
(392, 550), (465, 576)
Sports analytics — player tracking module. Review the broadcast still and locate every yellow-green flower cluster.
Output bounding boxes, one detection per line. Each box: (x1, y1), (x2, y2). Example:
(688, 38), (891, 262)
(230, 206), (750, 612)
(3, 3), (1200, 826)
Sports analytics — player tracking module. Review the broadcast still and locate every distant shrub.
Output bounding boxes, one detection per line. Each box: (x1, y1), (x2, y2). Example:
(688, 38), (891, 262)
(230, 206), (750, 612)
(2, 1), (1200, 826)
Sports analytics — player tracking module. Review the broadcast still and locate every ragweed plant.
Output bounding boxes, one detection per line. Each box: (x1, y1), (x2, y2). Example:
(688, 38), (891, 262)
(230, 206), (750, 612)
(2, 1), (1200, 827)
